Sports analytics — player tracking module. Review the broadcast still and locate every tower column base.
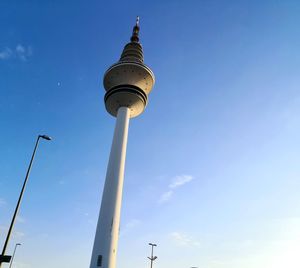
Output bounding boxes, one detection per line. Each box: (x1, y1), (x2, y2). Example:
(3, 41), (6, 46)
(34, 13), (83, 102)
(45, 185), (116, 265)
(90, 106), (130, 268)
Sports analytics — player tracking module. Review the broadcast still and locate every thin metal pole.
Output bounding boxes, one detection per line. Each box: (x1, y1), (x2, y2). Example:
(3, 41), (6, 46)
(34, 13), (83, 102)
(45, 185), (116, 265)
(8, 244), (21, 268)
(148, 243), (157, 268)
(150, 246), (154, 268)
(0, 136), (41, 267)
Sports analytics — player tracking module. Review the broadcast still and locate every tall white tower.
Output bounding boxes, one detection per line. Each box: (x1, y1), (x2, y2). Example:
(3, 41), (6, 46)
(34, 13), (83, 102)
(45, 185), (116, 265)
(89, 18), (155, 268)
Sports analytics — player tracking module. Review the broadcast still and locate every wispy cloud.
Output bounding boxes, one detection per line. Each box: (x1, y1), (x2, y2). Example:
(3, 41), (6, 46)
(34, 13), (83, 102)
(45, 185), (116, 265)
(0, 48), (13, 59)
(125, 219), (141, 229)
(169, 175), (194, 189)
(17, 215), (26, 223)
(16, 44), (32, 61)
(0, 44), (32, 61)
(12, 230), (25, 238)
(0, 198), (6, 207)
(159, 175), (194, 204)
(0, 225), (25, 238)
(14, 261), (32, 268)
(159, 190), (173, 203)
(58, 180), (66, 185)
(169, 231), (200, 247)
(120, 219), (141, 236)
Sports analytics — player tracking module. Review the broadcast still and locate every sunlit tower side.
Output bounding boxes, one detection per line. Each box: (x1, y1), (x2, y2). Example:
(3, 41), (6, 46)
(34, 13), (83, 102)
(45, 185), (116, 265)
(89, 17), (155, 268)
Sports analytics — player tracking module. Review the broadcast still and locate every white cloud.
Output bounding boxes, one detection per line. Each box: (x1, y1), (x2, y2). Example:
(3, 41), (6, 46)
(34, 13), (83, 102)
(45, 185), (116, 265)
(202, 218), (300, 268)
(0, 48), (13, 59)
(125, 219), (141, 229)
(0, 44), (32, 61)
(120, 219), (141, 236)
(159, 190), (173, 203)
(169, 175), (194, 189)
(17, 216), (26, 223)
(16, 44), (32, 61)
(0, 225), (25, 238)
(13, 261), (32, 268)
(158, 175), (194, 204)
(0, 198), (6, 207)
(169, 231), (200, 247)
(16, 44), (25, 53)
(13, 230), (25, 238)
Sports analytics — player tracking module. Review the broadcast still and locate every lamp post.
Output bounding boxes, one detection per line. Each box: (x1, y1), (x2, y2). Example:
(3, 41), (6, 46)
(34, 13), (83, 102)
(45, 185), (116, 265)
(0, 135), (51, 267)
(8, 243), (21, 268)
(148, 243), (157, 268)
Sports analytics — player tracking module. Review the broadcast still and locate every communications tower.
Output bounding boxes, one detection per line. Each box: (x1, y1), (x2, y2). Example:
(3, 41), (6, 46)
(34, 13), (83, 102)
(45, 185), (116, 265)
(89, 17), (155, 268)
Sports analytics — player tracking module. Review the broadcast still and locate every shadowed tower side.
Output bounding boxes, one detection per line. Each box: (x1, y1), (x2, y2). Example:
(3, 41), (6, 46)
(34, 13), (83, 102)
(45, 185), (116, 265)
(89, 18), (155, 268)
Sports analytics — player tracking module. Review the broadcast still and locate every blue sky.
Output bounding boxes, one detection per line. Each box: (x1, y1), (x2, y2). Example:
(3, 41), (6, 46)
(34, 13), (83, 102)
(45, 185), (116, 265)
(1, 1), (300, 268)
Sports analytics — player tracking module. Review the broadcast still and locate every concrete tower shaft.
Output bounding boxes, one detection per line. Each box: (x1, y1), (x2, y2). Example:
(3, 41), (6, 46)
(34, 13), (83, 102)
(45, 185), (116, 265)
(103, 18), (155, 118)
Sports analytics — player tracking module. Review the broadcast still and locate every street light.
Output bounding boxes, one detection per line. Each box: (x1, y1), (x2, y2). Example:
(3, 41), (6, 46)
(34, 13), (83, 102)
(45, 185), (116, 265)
(8, 243), (21, 268)
(39, 135), (51, 141)
(0, 135), (51, 267)
(148, 243), (157, 268)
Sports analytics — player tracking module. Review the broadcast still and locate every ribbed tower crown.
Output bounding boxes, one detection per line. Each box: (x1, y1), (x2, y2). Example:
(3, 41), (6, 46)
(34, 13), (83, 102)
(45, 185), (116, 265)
(103, 17), (155, 118)
(119, 17), (144, 63)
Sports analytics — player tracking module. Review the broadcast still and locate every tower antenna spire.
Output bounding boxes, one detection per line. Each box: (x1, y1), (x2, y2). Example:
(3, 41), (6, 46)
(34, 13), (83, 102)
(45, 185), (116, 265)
(131, 16), (140, 43)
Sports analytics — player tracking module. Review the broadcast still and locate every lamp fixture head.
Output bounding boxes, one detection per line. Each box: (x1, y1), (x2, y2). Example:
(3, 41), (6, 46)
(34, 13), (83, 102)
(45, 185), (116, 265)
(39, 135), (52, 141)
